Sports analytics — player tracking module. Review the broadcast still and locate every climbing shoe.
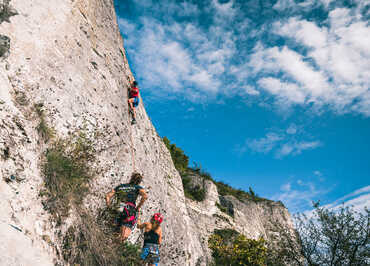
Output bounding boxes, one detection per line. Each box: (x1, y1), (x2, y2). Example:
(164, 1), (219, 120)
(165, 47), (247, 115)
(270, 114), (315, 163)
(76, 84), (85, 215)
(131, 119), (136, 125)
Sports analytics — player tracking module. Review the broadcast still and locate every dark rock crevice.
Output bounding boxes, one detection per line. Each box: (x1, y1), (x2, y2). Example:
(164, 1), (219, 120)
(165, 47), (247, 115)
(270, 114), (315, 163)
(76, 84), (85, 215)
(219, 195), (235, 217)
(0, 0), (18, 24)
(0, 35), (10, 58)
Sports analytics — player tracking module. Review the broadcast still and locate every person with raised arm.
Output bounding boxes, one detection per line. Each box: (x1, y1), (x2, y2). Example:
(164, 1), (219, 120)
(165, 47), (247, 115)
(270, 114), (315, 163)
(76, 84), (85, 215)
(137, 212), (163, 266)
(105, 172), (147, 242)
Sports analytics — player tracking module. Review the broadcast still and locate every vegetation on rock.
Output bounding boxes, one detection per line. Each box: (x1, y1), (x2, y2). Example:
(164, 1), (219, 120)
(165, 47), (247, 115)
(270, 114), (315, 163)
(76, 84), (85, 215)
(267, 203), (370, 266)
(209, 228), (267, 266)
(34, 103), (55, 142)
(39, 129), (142, 266)
(181, 173), (207, 201)
(62, 209), (141, 266)
(163, 136), (272, 203)
(0, 0), (18, 24)
(40, 130), (96, 223)
(163, 136), (189, 174)
(216, 201), (234, 217)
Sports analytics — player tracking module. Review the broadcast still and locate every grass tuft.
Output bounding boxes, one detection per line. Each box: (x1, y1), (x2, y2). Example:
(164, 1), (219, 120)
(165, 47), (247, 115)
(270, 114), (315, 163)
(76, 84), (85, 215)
(62, 209), (142, 266)
(34, 103), (54, 142)
(181, 174), (206, 202)
(41, 131), (95, 222)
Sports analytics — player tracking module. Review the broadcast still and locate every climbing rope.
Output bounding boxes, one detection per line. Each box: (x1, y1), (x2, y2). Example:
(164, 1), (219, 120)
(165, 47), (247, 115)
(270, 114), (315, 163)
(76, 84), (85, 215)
(126, 76), (136, 172)
(127, 111), (136, 171)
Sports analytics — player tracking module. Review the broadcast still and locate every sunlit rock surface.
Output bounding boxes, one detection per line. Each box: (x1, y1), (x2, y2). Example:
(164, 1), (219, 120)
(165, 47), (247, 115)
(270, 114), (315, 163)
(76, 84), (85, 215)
(0, 0), (295, 265)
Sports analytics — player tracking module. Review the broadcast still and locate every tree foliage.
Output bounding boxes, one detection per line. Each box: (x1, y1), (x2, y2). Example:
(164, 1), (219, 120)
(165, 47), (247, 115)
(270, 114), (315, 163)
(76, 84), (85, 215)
(209, 229), (267, 266)
(163, 136), (189, 174)
(163, 136), (271, 203)
(268, 204), (370, 266)
(181, 175), (206, 201)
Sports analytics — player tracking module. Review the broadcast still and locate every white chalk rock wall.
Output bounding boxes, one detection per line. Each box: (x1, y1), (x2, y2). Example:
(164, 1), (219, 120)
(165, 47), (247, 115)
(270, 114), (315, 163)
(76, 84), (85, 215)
(0, 0), (202, 265)
(0, 0), (296, 265)
(185, 180), (295, 265)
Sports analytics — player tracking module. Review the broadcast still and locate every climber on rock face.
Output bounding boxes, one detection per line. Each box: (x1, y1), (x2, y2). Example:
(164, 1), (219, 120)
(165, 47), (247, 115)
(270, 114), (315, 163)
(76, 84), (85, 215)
(137, 212), (163, 266)
(105, 172), (148, 242)
(128, 80), (140, 125)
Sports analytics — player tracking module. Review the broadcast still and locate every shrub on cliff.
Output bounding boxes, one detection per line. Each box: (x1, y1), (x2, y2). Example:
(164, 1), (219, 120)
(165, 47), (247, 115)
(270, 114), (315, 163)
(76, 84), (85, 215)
(62, 209), (141, 266)
(267, 203), (370, 266)
(209, 229), (267, 266)
(163, 136), (189, 174)
(182, 175), (206, 201)
(163, 136), (271, 203)
(40, 131), (96, 223)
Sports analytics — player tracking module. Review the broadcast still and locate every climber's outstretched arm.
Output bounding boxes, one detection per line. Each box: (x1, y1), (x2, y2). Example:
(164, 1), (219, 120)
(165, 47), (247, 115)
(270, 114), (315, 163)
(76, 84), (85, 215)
(158, 226), (163, 245)
(137, 214), (148, 230)
(136, 189), (148, 211)
(105, 189), (115, 206)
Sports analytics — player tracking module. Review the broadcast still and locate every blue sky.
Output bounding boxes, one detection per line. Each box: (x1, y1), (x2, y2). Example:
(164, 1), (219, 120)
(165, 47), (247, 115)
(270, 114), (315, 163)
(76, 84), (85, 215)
(114, 0), (370, 213)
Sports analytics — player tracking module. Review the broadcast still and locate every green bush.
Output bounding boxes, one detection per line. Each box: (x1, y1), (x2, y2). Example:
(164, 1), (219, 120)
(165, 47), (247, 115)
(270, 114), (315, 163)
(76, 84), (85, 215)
(41, 132), (95, 222)
(163, 136), (189, 174)
(267, 203), (370, 266)
(163, 137), (271, 203)
(216, 202), (233, 217)
(62, 209), (142, 266)
(215, 181), (270, 203)
(209, 229), (267, 266)
(181, 175), (206, 202)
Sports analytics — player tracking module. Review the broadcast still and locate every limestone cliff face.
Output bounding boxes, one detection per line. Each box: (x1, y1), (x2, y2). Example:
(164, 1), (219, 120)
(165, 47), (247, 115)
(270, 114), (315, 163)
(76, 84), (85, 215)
(0, 0), (202, 265)
(0, 0), (295, 265)
(183, 172), (295, 265)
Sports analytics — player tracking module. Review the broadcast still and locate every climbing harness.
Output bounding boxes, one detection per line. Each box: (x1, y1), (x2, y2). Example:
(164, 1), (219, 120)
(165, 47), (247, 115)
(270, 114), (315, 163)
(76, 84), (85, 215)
(116, 202), (138, 230)
(119, 202), (137, 223)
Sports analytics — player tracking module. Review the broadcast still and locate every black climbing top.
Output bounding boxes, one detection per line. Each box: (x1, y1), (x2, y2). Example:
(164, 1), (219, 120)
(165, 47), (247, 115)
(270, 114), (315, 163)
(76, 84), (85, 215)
(143, 229), (160, 245)
(114, 183), (143, 204)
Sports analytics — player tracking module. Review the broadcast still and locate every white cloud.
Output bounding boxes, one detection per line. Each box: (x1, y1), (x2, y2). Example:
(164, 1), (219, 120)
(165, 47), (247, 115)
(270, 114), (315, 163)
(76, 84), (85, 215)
(189, 70), (220, 91)
(247, 132), (283, 153)
(276, 140), (321, 158)
(258, 77), (307, 104)
(325, 186), (370, 212)
(243, 86), (260, 96)
(273, 177), (369, 214)
(313, 170), (325, 181)
(240, 125), (321, 158)
(118, 0), (370, 116)
(281, 182), (292, 192)
(117, 11), (238, 101)
(301, 186), (370, 218)
(273, 0), (296, 11)
(274, 179), (331, 213)
(253, 46), (331, 100)
(252, 7), (370, 116)
(118, 18), (136, 35)
(286, 124), (297, 134)
(179, 1), (200, 16)
(273, 0), (335, 11)
(313, 170), (321, 176)
(212, 0), (236, 16)
(274, 18), (328, 48)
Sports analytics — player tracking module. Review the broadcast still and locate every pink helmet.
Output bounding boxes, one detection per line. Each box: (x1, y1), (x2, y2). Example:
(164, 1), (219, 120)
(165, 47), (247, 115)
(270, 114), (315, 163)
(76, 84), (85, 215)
(152, 213), (164, 224)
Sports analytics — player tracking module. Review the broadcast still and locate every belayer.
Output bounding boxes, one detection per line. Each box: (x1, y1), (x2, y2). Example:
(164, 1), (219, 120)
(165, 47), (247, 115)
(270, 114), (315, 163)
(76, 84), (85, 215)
(128, 80), (140, 125)
(137, 212), (163, 266)
(105, 172), (148, 242)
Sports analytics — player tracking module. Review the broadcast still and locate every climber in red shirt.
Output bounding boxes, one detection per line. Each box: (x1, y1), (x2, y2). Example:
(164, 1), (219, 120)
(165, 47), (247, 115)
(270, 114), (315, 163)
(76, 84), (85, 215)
(128, 80), (140, 125)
